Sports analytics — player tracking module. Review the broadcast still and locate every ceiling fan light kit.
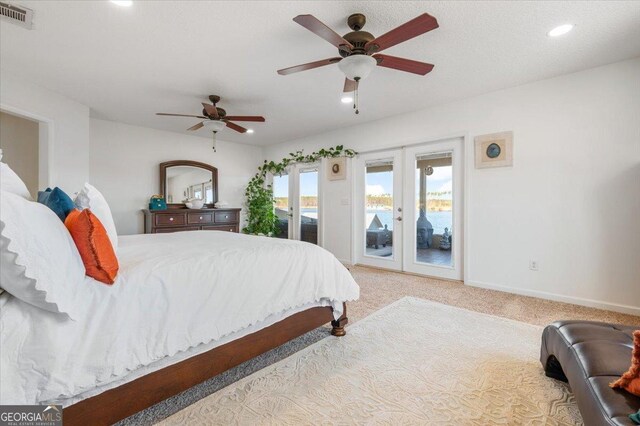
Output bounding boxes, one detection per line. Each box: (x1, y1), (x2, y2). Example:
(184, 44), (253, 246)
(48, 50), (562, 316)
(278, 12), (438, 115)
(338, 55), (376, 81)
(202, 120), (227, 152)
(338, 55), (375, 114)
(202, 120), (227, 132)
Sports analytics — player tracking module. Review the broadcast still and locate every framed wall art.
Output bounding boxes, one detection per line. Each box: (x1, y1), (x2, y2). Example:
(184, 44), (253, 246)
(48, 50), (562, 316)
(474, 131), (513, 169)
(327, 157), (347, 181)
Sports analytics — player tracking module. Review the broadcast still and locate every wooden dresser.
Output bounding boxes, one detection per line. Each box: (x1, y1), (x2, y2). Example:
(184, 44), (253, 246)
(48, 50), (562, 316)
(143, 208), (241, 234)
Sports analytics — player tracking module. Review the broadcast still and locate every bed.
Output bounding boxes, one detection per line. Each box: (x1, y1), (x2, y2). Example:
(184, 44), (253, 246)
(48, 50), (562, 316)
(0, 230), (359, 425)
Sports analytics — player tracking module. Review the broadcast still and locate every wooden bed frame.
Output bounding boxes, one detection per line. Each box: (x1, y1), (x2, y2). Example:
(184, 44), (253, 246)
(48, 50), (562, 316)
(62, 303), (348, 425)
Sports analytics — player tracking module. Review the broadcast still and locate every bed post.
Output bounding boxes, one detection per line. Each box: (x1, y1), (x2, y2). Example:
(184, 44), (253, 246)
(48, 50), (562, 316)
(331, 302), (348, 336)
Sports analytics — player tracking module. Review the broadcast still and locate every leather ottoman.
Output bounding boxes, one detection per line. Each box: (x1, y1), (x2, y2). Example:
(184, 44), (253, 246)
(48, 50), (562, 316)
(541, 321), (640, 425)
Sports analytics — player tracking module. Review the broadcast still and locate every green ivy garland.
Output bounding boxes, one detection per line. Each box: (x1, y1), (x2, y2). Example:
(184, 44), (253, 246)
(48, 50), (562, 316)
(243, 145), (357, 236)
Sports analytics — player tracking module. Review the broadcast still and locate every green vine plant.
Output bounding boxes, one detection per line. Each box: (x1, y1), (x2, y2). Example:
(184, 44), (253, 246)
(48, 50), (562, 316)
(243, 145), (357, 236)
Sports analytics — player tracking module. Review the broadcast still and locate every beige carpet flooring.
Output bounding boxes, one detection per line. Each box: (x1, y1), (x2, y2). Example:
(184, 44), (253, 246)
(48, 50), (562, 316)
(162, 297), (583, 425)
(154, 266), (637, 425)
(345, 265), (639, 327)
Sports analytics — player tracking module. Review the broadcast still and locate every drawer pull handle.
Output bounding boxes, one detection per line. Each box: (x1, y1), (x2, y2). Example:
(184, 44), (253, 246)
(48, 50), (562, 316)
(225, 215), (229, 219)
(229, 228), (233, 231)
(169, 217), (174, 222)
(199, 216), (203, 220)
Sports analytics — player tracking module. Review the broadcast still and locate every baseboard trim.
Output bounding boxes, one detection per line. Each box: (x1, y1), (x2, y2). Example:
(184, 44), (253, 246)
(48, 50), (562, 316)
(466, 280), (640, 316)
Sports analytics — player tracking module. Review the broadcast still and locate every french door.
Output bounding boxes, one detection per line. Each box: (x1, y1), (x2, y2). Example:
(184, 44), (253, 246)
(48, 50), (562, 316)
(354, 150), (404, 270)
(272, 164), (321, 245)
(354, 139), (463, 280)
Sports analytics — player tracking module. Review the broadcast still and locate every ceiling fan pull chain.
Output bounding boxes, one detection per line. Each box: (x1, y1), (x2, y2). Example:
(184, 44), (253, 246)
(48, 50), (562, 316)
(212, 131), (217, 152)
(353, 88), (356, 111)
(354, 77), (360, 114)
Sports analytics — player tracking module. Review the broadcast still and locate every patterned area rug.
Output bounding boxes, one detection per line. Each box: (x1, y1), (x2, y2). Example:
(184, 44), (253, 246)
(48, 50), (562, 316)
(160, 297), (582, 425)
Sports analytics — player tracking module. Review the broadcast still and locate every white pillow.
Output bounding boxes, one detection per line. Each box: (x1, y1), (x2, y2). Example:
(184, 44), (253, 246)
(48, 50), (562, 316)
(77, 183), (118, 248)
(0, 190), (86, 319)
(0, 162), (32, 200)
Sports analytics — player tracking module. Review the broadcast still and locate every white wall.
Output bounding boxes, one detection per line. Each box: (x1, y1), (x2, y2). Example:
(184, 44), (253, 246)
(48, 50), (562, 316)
(266, 58), (640, 315)
(0, 111), (39, 197)
(0, 70), (90, 191)
(89, 119), (264, 235)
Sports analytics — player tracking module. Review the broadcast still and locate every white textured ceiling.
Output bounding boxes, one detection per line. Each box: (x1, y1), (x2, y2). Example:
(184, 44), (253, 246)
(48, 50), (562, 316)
(1, 1), (640, 146)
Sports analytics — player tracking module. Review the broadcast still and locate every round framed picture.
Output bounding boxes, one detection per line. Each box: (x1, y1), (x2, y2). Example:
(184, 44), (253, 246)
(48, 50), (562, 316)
(486, 143), (501, 159)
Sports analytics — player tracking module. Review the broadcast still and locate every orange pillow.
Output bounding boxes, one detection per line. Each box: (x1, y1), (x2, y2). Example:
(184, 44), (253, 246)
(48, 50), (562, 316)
(611, 330), (640, 396)
(65, 209), (119, 284)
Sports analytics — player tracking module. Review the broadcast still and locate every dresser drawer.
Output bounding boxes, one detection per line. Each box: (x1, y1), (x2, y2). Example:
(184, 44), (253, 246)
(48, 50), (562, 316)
(214, 211), (238, 223)
(155, 213), (186, 227)
(187, 213), (213, 224)
(202, 225), (239, 233)
(154, 226), (200, 233)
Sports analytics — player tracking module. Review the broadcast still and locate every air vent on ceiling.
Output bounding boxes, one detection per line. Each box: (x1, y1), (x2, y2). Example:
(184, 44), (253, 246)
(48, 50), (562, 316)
(0, 2), (33, 29)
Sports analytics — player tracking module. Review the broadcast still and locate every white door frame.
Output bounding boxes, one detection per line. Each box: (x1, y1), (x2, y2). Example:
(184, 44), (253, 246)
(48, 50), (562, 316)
(402, 138), (464, 280)
(354, 149), (403, 270)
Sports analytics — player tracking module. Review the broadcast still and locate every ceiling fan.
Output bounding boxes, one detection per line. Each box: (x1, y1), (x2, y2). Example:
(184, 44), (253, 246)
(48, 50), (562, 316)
(277, 13), (438, 114)
(156, 95), (265, 151)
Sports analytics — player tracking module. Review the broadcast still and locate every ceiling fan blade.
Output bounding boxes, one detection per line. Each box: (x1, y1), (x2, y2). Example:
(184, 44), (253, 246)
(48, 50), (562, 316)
(365, 13), (439, 53)
(293, 15), (354, 50)
(277, 57), (341, 75)
(373, 54), (434, 75)
(343, 78), (357, 93)
(223, 120), (247, 133)
(201, 103), (219, 119)
(187, 122), (204, 131)
(156, 113), (207, 119)
(223, 116), (265, 122)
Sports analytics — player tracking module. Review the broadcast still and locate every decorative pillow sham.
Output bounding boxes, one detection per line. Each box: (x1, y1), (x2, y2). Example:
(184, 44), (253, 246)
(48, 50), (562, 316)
(0, 162), (32, 200)
(37, 187), (75, 222)
(611, 330), (640, 397)
(65, 209), (119, 284)
(76, 183), (118, 249)
(0, 190), (86, 319)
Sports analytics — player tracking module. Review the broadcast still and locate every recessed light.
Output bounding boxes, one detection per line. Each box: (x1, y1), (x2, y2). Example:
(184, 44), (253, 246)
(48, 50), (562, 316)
(547, 24), (574, 37)
(246, 129), (254, 134)
(110, 0), (133, 6)
(341, 96), (353, 104)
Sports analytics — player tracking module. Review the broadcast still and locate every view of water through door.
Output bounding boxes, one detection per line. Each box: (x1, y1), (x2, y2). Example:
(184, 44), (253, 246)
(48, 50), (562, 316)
(413, 152), (453, 267)
(273, 165), (319, 245)
(298, 168), (318, 244)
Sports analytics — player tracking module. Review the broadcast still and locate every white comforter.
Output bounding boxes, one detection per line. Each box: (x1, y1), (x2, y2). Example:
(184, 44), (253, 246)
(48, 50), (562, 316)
(0, 231), (359, 405)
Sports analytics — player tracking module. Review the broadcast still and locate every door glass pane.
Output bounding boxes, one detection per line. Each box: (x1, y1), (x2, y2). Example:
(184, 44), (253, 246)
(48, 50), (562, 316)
(415, 152), (453, 266)
(299, 169), (318, 244)
(365, 160), (394, 258)
(273, 174), (289, 239)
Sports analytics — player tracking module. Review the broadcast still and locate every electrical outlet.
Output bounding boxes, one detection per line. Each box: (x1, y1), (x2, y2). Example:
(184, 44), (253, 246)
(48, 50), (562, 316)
(529, 260), (539, 271)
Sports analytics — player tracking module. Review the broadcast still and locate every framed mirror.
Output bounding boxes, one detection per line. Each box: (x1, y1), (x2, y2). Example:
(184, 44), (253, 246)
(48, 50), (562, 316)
(159, 160), (218, 208)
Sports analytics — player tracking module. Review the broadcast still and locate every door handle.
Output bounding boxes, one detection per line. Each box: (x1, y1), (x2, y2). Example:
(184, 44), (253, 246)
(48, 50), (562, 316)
(395, 217), (402, 221)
